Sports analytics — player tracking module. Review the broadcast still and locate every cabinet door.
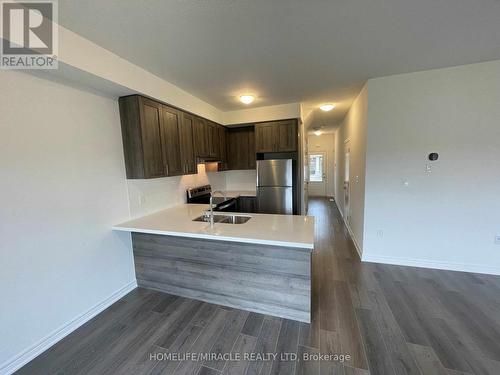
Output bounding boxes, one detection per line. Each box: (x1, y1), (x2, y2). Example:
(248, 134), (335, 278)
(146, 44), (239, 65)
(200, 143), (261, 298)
(207, 121), (218, 158)
(247, 126), (256, 169)
(238, 197), (256, 213)
(227, 127), (256, 170)
(140, 98), (166, 178)
(228, 128), (248, 170)
(255, 122), (277, 153)
(180, 112), (197, 175)
(159, 106), (184, 176)
(217, 125), (228, 170)
(277, 120), (298, 151)
(193, 117), (209, 157)
(227, 129), (239, 170)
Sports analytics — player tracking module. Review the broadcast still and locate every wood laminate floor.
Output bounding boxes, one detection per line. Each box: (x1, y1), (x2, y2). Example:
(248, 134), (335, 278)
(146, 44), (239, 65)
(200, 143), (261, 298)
(17, 198), (500, 375)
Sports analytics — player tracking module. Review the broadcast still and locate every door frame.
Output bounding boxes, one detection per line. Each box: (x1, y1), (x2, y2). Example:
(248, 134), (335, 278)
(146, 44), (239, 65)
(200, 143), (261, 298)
(344, 139), (351, 224)
(308, 151), (327, 197)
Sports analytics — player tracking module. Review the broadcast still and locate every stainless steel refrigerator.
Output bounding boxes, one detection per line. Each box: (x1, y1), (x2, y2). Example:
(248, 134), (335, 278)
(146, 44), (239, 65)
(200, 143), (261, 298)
(257, 159), (293, 214)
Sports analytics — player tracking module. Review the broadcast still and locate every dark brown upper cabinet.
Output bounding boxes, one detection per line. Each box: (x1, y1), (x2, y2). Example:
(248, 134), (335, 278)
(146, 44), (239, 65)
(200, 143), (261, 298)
(179, 112), (197, 175)
(247, 129), (256, 169)
(118, 95), (296, 179)
(207, 121), (218, 158)
(193, 117), (210, 158)
(217, 125), (228, 170)
(254, 122), (276, 153)
(118, 95), (197, 179)
(119, 96), (165, 179)
(160, 106), (183, 176)
(255, 120), (298, 153)
(227, 126), (255, 170)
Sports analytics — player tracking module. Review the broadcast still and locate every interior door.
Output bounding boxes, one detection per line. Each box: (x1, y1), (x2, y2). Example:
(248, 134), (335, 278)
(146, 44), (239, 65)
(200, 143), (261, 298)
(308, 152), (327, 196)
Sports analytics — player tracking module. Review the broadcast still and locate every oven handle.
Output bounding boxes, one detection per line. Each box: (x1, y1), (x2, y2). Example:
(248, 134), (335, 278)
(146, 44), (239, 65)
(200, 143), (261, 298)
(216, 199), (237, 211)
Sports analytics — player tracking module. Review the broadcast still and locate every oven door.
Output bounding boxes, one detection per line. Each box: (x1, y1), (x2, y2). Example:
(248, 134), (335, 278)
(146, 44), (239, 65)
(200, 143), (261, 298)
(214, 198), (238, 212)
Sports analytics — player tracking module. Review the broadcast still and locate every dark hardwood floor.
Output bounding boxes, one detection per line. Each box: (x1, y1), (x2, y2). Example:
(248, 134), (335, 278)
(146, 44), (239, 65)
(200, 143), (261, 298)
(16, 198), (500, 375)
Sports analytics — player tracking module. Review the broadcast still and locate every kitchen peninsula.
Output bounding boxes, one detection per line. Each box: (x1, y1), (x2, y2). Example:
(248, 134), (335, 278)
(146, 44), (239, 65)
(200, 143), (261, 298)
(113, 204), (314, 322)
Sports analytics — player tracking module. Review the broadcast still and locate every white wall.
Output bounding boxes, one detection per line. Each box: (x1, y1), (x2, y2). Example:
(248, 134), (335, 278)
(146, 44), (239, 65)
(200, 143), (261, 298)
(335, 85), (368, 255)
(298, 117), (307, 215)
(362, 60), (500, 275)
(225, 170), (257, 192)
(32, 25), (302, 127)
(223, 103), (301, 125)
(307, 133), (336, 197)
(0, 71), (136, 372)
(127, 165), (226, 218)
(57, 26), (225, 123)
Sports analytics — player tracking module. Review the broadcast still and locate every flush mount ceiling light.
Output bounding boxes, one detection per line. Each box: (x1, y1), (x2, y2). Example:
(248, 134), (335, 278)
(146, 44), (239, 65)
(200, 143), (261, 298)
(239, 95), (255, 104)
(320, 104), (335, 112)
(313, 126), (323, 136)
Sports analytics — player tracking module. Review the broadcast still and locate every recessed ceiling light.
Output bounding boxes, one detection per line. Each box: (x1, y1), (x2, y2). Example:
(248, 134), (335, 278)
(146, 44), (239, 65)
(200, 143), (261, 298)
(239, 95), (255, 104)
(320, 104), (335, 112)
(313, 127), (323, 136)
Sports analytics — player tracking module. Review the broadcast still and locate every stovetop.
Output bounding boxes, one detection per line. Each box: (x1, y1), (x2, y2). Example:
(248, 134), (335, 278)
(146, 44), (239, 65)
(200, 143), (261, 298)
(186, 185), (231, 205)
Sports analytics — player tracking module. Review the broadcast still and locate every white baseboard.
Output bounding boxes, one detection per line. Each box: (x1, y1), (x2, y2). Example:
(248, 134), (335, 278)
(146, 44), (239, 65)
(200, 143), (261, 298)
(361, 254), (500, 276)
(328, 198), (500, 276)
(332, 199), (363, 260)
(0, 280), (137, 375)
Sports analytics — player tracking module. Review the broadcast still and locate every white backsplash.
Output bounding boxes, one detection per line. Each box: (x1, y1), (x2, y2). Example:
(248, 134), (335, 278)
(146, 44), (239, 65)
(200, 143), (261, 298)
(225, 170), (257, 192)
(127, 164), (227, 218)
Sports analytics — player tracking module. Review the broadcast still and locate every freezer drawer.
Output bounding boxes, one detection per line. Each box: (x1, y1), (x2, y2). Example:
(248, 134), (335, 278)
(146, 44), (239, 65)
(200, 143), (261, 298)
(257, 159), (292, 187)
(257, 187), (293, 214)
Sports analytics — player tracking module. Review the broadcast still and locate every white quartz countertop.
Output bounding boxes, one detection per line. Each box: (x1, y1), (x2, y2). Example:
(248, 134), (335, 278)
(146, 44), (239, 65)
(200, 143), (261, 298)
(113, 204), (314, 250)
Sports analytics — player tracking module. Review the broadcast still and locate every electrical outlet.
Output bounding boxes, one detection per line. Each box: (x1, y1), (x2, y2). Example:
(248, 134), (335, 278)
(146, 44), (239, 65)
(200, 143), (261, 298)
(495, 235), (500, 245)
(377, 230), (384, 238)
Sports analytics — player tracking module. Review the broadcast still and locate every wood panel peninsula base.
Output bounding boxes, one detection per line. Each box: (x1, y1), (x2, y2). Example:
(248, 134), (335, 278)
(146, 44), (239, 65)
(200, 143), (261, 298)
(132, 232), (312, 323)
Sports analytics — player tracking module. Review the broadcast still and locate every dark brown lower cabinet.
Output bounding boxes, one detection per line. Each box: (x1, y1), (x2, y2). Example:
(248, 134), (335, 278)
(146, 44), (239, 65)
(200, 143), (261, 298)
(237, 196), (257, 213)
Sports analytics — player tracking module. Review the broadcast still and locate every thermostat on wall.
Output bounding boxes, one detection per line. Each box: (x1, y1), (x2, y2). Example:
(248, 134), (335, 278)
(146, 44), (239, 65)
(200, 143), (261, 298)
(428, 152), (439, 161)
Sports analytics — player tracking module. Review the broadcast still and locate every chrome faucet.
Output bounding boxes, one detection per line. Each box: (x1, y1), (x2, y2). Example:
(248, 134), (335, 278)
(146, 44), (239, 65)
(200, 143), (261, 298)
(209, 190), (227, 227)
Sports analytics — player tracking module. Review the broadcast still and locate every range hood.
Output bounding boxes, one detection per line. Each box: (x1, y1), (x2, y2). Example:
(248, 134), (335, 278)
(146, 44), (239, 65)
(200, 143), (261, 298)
(196, 158), (222, 172)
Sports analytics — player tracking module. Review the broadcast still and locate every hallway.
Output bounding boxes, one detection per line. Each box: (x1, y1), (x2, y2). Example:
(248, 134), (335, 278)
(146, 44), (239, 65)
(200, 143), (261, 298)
(17, 199), (500, 375)
(308, 198), (500, 375)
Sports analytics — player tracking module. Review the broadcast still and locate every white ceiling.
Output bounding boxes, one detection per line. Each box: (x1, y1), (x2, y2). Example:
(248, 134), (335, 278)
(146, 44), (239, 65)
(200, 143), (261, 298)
(59, 0), (500, 128)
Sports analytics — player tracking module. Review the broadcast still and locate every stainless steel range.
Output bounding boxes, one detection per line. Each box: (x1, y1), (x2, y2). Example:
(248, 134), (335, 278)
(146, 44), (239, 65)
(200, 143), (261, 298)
(186, 185), (237, 212)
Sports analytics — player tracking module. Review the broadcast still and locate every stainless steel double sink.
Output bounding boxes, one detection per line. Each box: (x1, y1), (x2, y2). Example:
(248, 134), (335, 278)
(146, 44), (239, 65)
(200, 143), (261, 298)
(193, 213), (251, 224)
